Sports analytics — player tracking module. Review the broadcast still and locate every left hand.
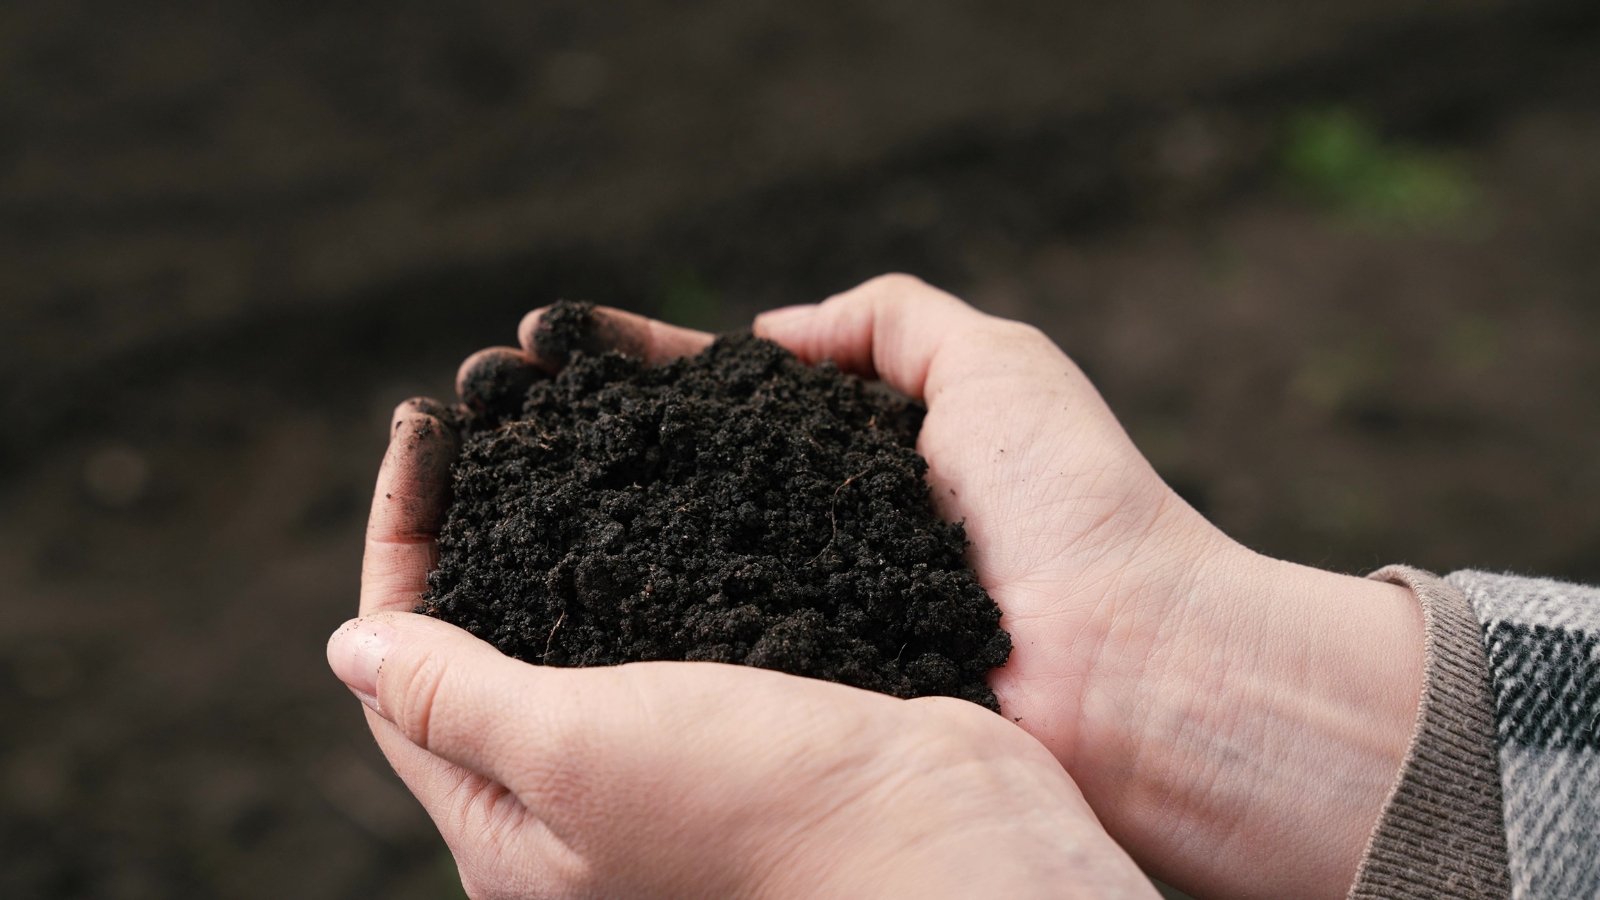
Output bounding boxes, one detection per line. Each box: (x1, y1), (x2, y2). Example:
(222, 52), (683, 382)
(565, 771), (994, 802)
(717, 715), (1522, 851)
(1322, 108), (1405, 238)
(334, 335), (1155, 899)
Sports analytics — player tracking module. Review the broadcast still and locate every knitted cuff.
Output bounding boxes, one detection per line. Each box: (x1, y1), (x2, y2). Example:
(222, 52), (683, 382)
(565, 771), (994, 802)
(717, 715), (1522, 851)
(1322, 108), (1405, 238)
(1347, 566), (1510, 899)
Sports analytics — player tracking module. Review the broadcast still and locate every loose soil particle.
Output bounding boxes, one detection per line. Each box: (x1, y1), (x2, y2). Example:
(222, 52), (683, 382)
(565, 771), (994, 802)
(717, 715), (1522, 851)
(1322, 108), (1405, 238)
(421, 302), (1011, 709)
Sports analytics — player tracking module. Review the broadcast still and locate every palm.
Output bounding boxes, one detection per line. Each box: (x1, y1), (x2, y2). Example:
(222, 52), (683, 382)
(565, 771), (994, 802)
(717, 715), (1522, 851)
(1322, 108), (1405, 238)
(907, 338), (1202, 768)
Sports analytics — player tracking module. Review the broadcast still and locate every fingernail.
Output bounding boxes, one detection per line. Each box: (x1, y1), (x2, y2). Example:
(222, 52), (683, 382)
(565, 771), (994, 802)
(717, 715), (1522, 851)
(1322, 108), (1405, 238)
(328, 618), (394, 713)
(754, 304), (818, 337)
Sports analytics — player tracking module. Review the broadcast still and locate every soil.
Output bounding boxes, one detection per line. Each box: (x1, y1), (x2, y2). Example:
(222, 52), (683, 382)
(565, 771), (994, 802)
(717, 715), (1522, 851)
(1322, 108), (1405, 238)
(420, 303), (1011, 709)
(531, 300), (641, 367)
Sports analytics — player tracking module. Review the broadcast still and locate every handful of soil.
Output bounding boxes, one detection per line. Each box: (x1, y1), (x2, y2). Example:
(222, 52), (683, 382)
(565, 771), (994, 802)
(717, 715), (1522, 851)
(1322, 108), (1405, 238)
(420, 303), (1011, 709)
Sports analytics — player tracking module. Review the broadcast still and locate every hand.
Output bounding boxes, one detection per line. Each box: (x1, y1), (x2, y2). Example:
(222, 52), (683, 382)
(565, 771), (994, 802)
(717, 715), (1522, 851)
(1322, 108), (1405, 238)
(326, 613), (1155, 899)
(337, 328), (1157, 898)
(752, 276), (1426, 898)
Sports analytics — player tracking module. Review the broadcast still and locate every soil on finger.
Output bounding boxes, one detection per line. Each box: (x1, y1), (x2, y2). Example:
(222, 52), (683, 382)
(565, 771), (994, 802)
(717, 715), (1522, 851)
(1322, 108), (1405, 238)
(533, 300), (646, 367)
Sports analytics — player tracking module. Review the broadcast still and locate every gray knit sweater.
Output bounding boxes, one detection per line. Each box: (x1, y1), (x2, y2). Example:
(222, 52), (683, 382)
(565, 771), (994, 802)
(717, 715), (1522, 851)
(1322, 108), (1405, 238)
(1350, 568), (1599, 899)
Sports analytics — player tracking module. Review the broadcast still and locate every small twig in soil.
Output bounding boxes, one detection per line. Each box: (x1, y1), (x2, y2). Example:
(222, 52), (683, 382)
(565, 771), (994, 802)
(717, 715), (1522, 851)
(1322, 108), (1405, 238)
(543, 610), (566, 662)
(807, 468), (869, 564)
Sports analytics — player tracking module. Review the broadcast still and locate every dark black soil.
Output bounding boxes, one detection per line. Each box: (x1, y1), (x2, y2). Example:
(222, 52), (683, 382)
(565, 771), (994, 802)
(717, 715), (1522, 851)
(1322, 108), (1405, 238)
(420, 304), (1011, 709)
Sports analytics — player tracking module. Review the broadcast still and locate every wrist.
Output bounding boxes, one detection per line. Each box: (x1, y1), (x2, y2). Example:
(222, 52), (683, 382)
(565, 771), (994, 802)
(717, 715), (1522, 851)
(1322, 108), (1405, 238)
(1077, 539), (1424, 898)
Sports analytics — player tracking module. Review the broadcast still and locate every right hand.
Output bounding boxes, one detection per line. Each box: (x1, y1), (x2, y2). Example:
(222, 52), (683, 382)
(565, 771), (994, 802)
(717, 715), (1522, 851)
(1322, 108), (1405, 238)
(753, 275), (1425, 899)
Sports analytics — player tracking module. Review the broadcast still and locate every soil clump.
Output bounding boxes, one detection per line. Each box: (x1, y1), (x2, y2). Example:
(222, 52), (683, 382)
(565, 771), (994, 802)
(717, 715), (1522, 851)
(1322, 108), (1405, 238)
(421, 303), (1010, 709)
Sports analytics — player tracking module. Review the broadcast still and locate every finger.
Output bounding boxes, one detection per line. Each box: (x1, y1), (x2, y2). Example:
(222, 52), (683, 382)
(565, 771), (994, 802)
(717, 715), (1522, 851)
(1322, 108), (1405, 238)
(753, 273), (1036, 403)
(455, 346), (543, 417)
(365, 705), (534, 862)
(392, 395), (454, 422)
(336, 616), (588, 888)
(360, 403), (459, 615)
(518, 303), (713, 369)
(328, 612), (584, 789)
(335, 611), (535, 863)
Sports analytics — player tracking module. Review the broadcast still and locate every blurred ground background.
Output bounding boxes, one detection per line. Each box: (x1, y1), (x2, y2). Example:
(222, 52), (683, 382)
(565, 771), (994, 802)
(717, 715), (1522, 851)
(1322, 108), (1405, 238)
(2, 1), (1598, 897)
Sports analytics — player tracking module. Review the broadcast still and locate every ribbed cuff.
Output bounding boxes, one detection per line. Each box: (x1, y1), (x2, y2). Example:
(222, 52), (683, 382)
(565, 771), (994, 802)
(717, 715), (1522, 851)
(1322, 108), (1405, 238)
(1347, 566), (1510, 899)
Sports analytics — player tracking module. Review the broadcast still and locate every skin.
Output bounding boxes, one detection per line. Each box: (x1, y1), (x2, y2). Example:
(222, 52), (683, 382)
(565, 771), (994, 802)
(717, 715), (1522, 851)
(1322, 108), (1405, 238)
(331, 274), (1425, 898)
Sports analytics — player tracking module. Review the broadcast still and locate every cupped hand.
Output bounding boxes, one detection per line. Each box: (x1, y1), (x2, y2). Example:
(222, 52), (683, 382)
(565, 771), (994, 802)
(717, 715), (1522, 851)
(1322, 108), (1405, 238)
(340, 317), (1155, 899)
(753, 276), (1425, 899)
(326, 612), (1153, 899)
(352, 277), (1426, 898)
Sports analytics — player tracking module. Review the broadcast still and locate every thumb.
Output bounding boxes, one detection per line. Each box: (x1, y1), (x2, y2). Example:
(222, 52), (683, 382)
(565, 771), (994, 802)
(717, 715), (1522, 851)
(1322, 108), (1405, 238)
(327, 612), (576, 785)
(753, 273), (1024, 402)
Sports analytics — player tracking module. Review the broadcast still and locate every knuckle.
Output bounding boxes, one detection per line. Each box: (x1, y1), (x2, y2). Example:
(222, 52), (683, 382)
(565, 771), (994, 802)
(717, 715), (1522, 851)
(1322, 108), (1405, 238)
(388, 646), (449, 750)
(963, 319), (1057, 362)
(819, 273), (936, 321)
(451, 797), (532, 900)
(865, 271), (928, 295)
(986, 318), (1050, 347)
(1007, 320), (1051, 345)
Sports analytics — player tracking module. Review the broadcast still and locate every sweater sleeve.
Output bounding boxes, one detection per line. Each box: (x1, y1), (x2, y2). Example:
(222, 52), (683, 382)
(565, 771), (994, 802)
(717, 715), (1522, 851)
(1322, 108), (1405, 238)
(1444, 570), (1600, 899)
(1348, 566), (1511, 899)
